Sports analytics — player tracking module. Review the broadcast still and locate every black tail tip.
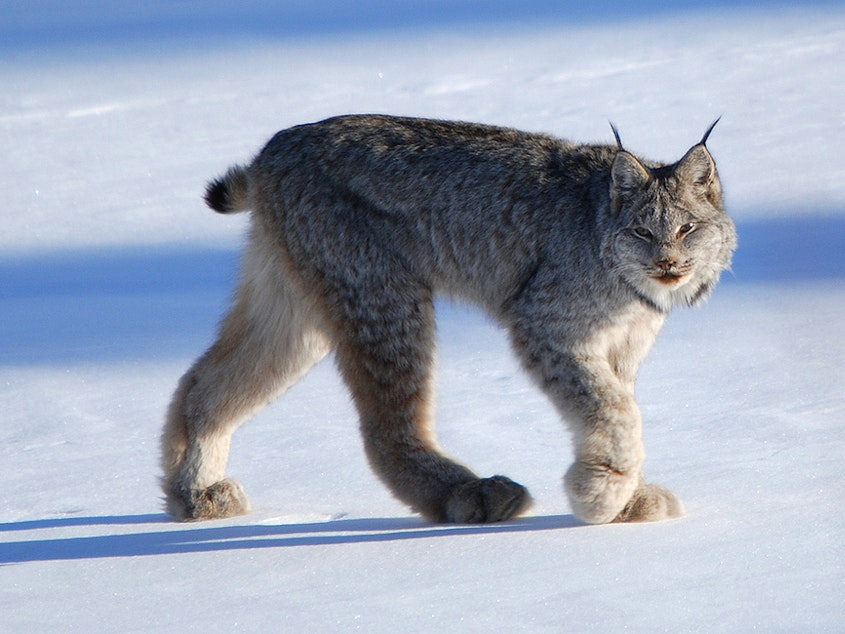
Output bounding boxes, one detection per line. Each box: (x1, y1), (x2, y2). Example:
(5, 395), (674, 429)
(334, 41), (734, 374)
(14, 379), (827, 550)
(204, 178), (231, 213)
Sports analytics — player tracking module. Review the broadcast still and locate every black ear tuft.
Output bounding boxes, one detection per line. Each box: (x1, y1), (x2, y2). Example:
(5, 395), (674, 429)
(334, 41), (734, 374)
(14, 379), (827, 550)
(609, 121), (623, 150)
(700, 116), (722, 146)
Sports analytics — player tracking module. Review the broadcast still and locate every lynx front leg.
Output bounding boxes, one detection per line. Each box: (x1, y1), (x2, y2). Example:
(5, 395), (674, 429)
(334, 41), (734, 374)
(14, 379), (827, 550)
(559, 388), (647, 524)
(557, 373), (684, 524)
(559, 379), (684, 523)
(332, 284), (531, 523)
(612, 479), (684, 523)
(510, 314), (682, 525)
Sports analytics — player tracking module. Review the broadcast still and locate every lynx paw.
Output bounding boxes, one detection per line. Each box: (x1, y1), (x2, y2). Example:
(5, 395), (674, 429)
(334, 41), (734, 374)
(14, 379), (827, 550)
(165, 478), (252, 521)
(613, 482), (684, 523)
(444, 475), (532, 523)
(564, 461), (641, 524)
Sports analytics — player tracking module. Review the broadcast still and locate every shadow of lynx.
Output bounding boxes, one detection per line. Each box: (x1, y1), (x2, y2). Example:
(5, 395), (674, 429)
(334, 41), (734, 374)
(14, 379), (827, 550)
(0, 513), (581, 564)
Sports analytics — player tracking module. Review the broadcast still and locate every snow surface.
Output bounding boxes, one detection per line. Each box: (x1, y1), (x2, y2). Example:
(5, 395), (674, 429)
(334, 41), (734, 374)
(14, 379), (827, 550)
(2, 2), (844, 631)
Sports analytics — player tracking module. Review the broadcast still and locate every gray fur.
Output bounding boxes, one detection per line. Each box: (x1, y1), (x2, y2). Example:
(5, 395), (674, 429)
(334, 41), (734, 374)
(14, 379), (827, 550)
(161, 114), (736, 524)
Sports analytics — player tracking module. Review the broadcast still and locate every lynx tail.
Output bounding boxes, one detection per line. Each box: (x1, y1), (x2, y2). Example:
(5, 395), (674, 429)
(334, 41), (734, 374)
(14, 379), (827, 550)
(204, 165), (252, 214)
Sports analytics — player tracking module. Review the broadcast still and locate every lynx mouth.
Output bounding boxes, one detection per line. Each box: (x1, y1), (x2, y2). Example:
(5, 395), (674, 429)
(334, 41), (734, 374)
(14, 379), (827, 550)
(652, 272), (687, 286)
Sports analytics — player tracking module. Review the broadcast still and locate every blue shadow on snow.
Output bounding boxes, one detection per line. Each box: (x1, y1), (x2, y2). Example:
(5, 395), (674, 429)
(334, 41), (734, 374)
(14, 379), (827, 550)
(1, 212), (843, 365)
(727, 212), (845, 284)
(3, 0), (837, 53)
(0, 513), (582, 564)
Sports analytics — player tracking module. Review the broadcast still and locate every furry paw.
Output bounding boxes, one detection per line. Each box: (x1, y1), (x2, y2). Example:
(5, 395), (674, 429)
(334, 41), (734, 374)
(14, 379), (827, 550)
(613, 482), (685, 523)
(564, 461), (641, 525)
(444, 475), (532, 523)
(165, 478), (252, 521)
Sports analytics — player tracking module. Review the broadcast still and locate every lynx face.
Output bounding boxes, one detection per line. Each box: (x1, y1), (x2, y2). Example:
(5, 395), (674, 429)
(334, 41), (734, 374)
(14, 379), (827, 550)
(607, 145), (735, 312)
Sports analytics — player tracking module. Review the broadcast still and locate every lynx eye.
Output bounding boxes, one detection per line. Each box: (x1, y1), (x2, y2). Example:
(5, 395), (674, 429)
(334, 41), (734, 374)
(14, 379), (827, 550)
(633, 226), (653, 240)
(677, 222), (696, 237)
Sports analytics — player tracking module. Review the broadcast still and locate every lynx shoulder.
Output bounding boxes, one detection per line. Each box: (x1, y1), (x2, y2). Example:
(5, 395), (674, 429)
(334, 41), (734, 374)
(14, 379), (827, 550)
(161, 114), (736, 524)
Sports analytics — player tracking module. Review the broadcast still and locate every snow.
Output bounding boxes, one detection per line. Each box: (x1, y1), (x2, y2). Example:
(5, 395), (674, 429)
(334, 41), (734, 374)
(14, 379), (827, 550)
(2, 2), (844, 631)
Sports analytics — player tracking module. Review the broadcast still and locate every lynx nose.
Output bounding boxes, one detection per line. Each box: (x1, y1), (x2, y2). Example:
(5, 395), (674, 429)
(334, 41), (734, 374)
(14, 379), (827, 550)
(655, 257), (676, 271)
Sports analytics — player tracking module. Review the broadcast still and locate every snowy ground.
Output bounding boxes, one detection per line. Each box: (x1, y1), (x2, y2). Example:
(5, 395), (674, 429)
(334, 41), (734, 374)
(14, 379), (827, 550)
(1, 2), (844, 631)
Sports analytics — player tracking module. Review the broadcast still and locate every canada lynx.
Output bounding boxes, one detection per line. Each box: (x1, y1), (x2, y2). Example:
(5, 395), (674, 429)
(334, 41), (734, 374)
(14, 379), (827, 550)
(161, 115), (736, 524)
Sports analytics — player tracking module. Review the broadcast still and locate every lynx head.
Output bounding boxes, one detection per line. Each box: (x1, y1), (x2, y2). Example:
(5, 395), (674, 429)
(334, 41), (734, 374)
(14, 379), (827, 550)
(605, 121), (737, 312)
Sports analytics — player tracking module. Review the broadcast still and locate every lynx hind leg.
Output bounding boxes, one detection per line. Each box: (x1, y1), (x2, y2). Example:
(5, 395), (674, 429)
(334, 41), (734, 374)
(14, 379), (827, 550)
(161, 235), (331, 521)
(331, 281), (531, 523)
(444, 475), (533, 524)
(161, 370), (252, 521)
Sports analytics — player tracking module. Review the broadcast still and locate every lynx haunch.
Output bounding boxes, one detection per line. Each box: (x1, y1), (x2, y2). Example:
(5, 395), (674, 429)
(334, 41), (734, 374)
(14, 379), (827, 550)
(161, 115), (736, 524)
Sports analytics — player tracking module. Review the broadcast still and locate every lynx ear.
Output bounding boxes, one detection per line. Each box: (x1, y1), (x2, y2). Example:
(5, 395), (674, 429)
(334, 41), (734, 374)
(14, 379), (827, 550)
(675, 141), (723, 206)
(608, 122), (649, 192)
(675, 117), (720, 188)
(675, 144), (717, 188)
(611, 151), (650, 193)
(610, 152), (650, 213)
